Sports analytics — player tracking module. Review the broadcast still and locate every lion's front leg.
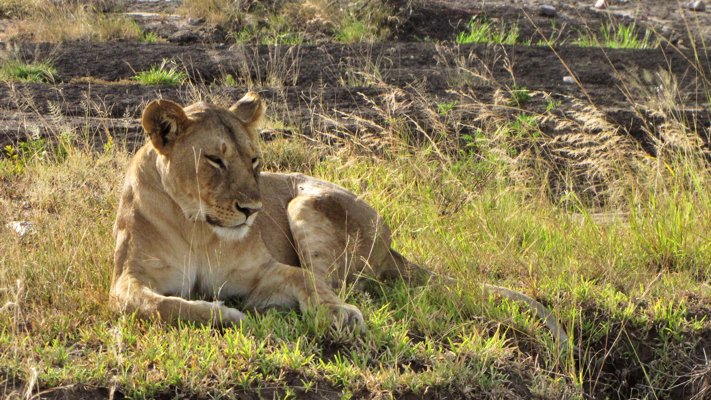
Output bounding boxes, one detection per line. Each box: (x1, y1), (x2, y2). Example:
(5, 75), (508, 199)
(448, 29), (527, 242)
(244, 261), (364, 328)
(110, 273), (246, 327)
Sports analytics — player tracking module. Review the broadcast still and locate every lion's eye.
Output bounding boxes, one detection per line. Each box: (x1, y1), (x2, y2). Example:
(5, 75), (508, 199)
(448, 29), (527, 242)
(205, 155), (225, 169)
(251, 157), (260, 170)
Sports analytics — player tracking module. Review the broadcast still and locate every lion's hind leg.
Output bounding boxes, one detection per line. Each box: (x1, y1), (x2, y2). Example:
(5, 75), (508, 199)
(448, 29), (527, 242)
(286, 193), (400, 290)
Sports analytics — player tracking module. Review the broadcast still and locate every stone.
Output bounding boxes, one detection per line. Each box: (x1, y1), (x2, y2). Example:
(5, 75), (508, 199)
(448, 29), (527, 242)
(7, 221), (34, 236)
(688, 1), (706, 12)
(594, 0), (607, 9)
(540, 5), (557, 17)
(562, 76), (576, 84)
(169, 30), (199, 44)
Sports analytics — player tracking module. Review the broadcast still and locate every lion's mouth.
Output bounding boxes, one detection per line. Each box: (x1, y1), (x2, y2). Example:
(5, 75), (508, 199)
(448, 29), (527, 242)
(205, 214), (253, 230)
(205, 215), (223, 227)
(205, 215), (240, 228)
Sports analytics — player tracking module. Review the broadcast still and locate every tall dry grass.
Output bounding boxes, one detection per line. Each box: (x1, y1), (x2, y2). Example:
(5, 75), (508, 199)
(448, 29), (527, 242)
(0, 0), (139, 42)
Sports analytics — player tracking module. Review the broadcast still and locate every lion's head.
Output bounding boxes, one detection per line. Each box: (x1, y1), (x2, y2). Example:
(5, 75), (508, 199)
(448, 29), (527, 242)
(141, 92), (265, 241)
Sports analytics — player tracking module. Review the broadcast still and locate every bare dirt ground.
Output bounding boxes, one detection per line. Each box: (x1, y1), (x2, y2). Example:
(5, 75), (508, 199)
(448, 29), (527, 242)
(1, 1), (710, 399)
(1, 0), (709, 154)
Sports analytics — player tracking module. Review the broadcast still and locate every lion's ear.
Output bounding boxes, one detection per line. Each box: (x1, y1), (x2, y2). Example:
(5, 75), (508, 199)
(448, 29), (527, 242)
(229, 92), (265, 130)
(141, 99), (189, 155)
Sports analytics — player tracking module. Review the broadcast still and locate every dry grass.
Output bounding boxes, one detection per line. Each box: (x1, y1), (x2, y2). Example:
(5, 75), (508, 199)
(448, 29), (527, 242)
(178, 0), (392, 44)
(177, 0), (245, 27)
(1, 98), (708, 397)
(0, 2), (710, 398)
(0, 0), (140, 42)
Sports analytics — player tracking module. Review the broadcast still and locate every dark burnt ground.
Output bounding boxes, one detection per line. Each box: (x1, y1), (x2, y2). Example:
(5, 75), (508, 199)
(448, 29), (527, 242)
(124, 0), (711, 45)
(3, 41), (710, 154)
(2, 0), (711, 151)
(1, 1), (710, 400)
(395, 0), (711, 44)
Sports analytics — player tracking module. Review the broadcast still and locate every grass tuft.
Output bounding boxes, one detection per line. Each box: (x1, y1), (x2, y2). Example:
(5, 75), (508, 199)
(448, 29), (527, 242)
(456, 17), (519, 45)
(139, 30), (161, 44)
(132, 60), (188, 86)
(0, 60), (56, 83)
(2, 1), (140, 42)
(335, 17), (380, 43)
(574, 23), (658, 49)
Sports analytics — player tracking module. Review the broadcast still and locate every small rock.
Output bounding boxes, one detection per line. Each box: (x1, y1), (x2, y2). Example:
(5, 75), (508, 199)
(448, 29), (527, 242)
(187, 17), (205, 26)
(540, 5), (557, 17)
(660, 25), (680, 43)
(6, 221), (34, 236)
(169, 30), (200, 44)
(594, 0), (607, 9)
(688, 1), (706, 11)
(563, 76), (576, 84)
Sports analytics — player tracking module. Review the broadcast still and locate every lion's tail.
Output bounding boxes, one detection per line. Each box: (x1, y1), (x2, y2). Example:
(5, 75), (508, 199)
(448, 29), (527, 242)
(387, 249), (570, 349)
(482, 283), (569, 347)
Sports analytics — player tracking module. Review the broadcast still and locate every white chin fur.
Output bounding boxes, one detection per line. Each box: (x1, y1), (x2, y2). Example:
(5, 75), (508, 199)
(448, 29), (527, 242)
(212, 212), (258, 241)
(212, 224), (251, 241)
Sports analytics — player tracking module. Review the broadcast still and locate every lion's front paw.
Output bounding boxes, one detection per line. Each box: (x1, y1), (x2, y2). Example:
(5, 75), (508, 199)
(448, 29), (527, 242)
(199, 301), (245, 327)
(328, 303), (365, 330)
(218, 306), (246, 326)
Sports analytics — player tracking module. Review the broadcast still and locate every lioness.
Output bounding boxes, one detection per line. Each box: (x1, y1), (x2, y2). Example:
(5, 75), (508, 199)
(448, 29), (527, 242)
(111, 92), (567, 343)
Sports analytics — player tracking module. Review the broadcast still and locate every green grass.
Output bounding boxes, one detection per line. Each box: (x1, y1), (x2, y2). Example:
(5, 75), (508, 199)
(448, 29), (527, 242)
(437, 100), (458, 117)
(132, 59), (187, 86)
(456, 18), (519, 45)
(509, 85), (532, 107)
(0, 60), (56, 83)
(574, 23), (658, 49)
(335, 17), (379, 43)
(453, 18), (659, 50)
(1, 109), (709, 398)
(0, 3), (709, 398)
(139, 30), (160, 44)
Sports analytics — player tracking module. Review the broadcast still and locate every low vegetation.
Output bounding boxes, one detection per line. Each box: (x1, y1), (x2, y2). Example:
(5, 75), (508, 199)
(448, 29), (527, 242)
(456, 17), (520, 45)
(132, 59), (187, 86)
(0, 0), (661, 49)
(179, 0), (391, 44)
(177, 0), (244, 26)
(0, 59), (56, 83)
(454, 16), (658, 49)
(1, 67), (709, 397)
(574, 23), (658, 49)
(0, 0), (141, 42)
(0, 0), (709, 399)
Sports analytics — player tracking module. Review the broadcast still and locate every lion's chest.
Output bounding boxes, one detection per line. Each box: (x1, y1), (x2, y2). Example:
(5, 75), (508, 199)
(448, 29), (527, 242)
(157, 243), (260, 300)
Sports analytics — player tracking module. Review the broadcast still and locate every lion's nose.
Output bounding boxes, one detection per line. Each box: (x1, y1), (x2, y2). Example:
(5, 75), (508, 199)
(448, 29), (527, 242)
(235, 201), (262, 218)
